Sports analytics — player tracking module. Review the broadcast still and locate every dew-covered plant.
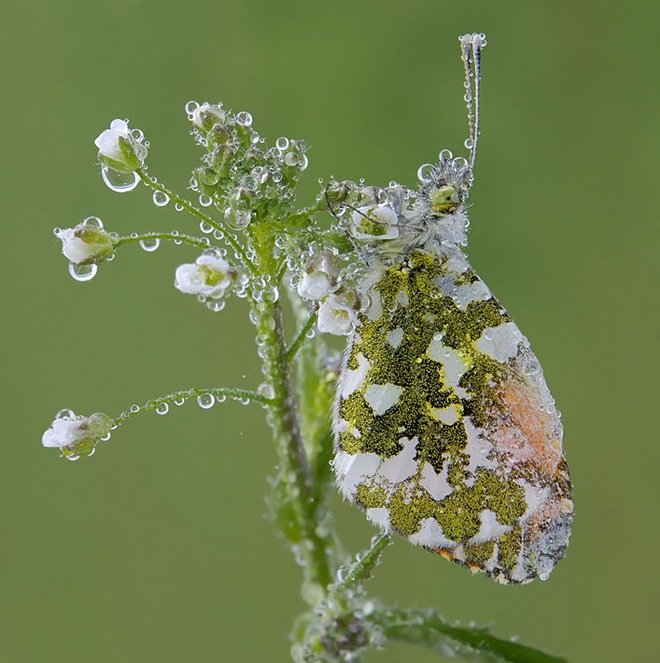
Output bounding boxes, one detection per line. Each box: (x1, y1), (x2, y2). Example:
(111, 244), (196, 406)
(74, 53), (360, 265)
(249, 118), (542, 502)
(43, 35), (568, 663)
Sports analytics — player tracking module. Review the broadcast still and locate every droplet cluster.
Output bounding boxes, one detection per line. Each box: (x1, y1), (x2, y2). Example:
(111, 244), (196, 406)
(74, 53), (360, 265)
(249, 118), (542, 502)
(185, 101), (309, 230)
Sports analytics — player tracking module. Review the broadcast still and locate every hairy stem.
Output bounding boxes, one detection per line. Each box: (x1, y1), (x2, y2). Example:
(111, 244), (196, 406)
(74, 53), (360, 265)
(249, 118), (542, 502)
(111, 386), (269, 428)
(114, 231), (212, 251)
(136, 169), (257, 274)
(251, 227), (334, 597)
(369, 608), (567, 663)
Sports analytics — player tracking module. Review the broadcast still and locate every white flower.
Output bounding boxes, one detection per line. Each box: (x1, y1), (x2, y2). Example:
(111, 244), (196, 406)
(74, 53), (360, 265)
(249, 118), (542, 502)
(94, 119), (146, 172)
(296, 249), (340, 301)
(317, 293), (358, 336)
(175, 253), (233, 299)
(42, 410), (112, 458)
(298, 272), (332, 300)
(190, 102), (226, 132)
(349, 204), (399, 241)
(55, 219), (114, 264)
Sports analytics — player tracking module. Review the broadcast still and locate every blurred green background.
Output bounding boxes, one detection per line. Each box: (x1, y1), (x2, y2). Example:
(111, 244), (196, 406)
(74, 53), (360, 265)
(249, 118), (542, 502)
(1, 1), (657, 661)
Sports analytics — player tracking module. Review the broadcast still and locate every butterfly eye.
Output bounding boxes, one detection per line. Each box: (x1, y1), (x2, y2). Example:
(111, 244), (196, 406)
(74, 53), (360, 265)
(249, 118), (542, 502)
(430, 185), (460, 214)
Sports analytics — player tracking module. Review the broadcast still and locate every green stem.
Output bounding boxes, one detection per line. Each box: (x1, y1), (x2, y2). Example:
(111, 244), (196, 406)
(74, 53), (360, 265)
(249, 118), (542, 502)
(251, 232), (333, 595)
(136, 169), (257, 275)
(332, 532), (390, 594)
(114, 231), (211, 251)
(112, 386), (269, 428)
(259, 298), (333, 588)
(369, 608), (568, 663)
(285, 309), (317, 362)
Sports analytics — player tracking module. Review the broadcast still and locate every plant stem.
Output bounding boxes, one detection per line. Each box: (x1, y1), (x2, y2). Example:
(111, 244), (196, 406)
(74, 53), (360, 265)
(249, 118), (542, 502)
(251, 228), (333, 596)
(114, 231), (211, 251)
(111, 386), (269, 428)
(368, 608), (568, 663)
(285, 309), (317, 362)
(332, 532), (390, 594)
(136, 169), (257, 275)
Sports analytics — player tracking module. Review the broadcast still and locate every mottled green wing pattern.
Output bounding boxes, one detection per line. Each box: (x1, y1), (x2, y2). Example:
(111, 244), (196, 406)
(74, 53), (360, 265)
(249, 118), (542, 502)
(333, 249), (573, 584)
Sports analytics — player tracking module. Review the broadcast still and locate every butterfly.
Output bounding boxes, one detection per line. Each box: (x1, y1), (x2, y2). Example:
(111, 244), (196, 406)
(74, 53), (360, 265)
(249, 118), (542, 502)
(331, 33), (573, 584)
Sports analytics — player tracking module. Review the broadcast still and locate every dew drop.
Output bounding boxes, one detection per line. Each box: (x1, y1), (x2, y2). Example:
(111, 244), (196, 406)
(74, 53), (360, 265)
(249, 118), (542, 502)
(130, 404), (140, 413)
(236, 111), (253, 127)
(174, 203), (184, 212)
(199, 221), (214, 234)
(185, 100), (199, 115)
(206, 299), (226, 312)
(69, 263), (98, 282)
(215, 393), (226, 403)
(199, 194), (212, 207)
(174, 396), (185, 406)
(152, 190), (170, 207)
(156, 402), (169, 415)
(101, 166), (140, 193)
(82, 216), (104, 229)
(416, 163), (435, 184)
(283, 152), (298, 167)
(197, 393), (215, 409)
(139, 237), (160, 252)
(523, 360), (540, 376)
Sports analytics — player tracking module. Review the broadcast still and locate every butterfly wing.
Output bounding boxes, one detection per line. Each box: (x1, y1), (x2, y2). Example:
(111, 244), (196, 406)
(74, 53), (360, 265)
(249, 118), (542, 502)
(333, 248), (573, 584)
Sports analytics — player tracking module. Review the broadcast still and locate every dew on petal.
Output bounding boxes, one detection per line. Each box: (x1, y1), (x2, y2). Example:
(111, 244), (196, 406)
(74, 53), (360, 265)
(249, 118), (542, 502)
(82, 216), (104, 229)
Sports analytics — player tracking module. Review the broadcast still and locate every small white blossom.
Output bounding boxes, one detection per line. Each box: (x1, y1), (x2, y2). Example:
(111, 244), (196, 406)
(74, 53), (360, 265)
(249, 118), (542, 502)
(317, 293), (358, 336)
(298, 272), (332, 300)
(297, 249), (340, 301)
(175, 253), (233, 299)
(349, 204), (399, 241)
(94, 119), (146, 172)
(42, 410), (112, 458)
(55, 220), (114, 264)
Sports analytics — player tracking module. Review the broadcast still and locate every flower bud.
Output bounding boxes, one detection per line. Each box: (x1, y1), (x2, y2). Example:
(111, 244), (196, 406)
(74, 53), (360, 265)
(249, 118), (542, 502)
(297, 249), (340, 301)
(42, 410), (112, 459)
(56, 218), (114, 265)
(189, 102), (227, 133)
(94, 119), (147, 173)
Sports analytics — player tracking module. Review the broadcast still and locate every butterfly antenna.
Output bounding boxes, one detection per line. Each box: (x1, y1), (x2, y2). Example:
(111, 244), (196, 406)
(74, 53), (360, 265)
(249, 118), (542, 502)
(459, 33), (487, 189)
